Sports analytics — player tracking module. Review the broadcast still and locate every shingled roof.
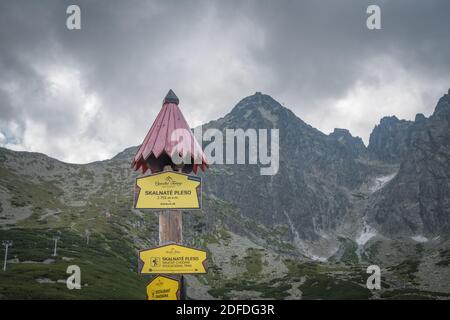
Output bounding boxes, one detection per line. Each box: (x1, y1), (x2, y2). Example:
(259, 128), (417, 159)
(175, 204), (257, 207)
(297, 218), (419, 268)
(131, 90), (208, 174)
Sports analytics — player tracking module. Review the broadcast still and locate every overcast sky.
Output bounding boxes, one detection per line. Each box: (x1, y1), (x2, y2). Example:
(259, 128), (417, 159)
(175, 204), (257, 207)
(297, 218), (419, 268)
(1, 0), (449, 163)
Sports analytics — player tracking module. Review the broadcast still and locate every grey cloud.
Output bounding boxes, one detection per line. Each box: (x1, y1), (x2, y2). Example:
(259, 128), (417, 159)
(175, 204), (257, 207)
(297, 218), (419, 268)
(0, 0), (449, 161)
(229, 0), (450, 101)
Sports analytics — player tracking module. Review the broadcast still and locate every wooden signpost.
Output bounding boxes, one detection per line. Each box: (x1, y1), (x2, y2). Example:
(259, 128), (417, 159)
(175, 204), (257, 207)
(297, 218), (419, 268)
(138, 244), (207, 274)
(134, 171), (202, 210)
(131, 90), (208, 300)
(146, 275), (181, 300)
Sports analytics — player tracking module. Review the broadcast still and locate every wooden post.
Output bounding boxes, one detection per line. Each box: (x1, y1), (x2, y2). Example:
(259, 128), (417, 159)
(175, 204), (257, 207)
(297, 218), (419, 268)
(159, 210), (182, 245)
(159, 165), (183, 245)
(158, 165), (186, 299)
(132, 90), (207, 300)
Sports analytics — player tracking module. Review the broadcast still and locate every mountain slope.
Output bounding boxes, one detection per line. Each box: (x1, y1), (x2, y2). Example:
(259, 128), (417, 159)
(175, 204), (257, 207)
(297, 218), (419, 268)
(1, 90), (450, 299)
(200, 92), (373, 258)
(368, 116), (413, 163)
(367, 89), (450, 237)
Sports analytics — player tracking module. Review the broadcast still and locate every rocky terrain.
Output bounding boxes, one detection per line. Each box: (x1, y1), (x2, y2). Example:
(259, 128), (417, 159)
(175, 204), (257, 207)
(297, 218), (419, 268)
(1, 90), (450, 299)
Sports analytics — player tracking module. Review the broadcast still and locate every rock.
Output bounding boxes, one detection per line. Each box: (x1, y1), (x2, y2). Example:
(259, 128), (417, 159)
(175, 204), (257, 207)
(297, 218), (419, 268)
(367, 90), (450, 236)
(368, 116), (413, 163)
(329, 128), (367, 158)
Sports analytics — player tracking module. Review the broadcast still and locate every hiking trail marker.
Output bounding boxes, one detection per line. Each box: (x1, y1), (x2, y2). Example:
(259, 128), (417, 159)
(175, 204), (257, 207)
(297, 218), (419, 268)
(139, 244), (207, 274)
(131, 90), (208, 300)
(134, 171), (201, 209)
(146, 275), (180, 300)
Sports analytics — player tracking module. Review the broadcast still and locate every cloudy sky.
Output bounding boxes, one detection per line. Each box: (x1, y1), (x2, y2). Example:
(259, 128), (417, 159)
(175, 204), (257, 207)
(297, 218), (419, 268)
(1, 0), (449, 163)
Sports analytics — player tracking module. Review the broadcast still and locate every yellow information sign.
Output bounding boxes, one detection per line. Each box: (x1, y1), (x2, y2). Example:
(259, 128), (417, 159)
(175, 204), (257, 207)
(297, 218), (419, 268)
(134, 171), (201, 209)
(139, 244), (207, 274)
(146, 275), (180, 300)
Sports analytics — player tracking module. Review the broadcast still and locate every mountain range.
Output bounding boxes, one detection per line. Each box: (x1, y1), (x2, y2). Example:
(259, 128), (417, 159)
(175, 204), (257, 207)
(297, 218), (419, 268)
(1, 89), (450, 299)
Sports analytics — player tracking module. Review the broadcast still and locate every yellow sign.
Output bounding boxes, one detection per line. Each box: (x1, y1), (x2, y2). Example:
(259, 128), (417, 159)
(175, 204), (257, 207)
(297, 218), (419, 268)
(139, 244), (207, 274)
(146, 275), (180, 300)
(134, 172), (201, 209)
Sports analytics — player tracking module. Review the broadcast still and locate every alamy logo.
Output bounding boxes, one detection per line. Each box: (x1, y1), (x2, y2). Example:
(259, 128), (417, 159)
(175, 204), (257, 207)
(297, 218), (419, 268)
(366, 265), (381, 290)
(170, 126), (279, 176)
(66, 5), (81, 30)
(366, 5), (381, 30)
(66, 265), (81, 290)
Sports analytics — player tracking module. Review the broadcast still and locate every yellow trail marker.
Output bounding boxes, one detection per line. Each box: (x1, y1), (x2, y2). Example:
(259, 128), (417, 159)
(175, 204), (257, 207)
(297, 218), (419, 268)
(134, 171), (201, 209)
(139, 244), (207, 274)
(146, 275), (180, 300)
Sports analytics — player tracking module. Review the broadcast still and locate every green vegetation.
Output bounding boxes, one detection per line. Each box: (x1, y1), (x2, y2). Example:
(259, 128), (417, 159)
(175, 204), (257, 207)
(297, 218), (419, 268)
(301, 276), (372, 300)
(0, 167), (64, 210)
(208, 278), (292, 300)
(436, 249), (450, 267)
(285, 260), (329, 276)
(380, 288), (450, 300)
(0, 228), (147, 299)
(285, 260), (373, 299)
(387, 259), (420, 284)
(243, 248), (263, 276)
(338, 239), (359, 264)
(362, 241), (381, 263)
(1, 150), (449, 300)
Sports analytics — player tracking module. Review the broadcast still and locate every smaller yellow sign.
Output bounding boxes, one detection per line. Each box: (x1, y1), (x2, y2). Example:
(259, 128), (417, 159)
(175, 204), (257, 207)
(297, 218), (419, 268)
(134, 171), (201, 209)
(146, 275), (180, 300)
(139, 244), (207, 274)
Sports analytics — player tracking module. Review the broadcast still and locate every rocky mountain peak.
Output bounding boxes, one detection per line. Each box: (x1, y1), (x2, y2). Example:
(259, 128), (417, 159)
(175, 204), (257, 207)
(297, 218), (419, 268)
(415, 113), (426, 123)
(433, 88), (450, 119)
(379, 115), (402, 125)
(329, 128), (367, 158)
(229, 92), (289, 120)
(367, 88), (450, 237)
(111, 146), (138, 162)
(368, 116), (413, 163)
(210, 92), (312, 132)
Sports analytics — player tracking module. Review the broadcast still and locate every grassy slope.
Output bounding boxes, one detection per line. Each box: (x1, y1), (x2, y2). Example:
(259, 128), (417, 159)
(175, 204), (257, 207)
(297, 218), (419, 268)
(0, 228), (147, 299)
(1, 148), (450, 300)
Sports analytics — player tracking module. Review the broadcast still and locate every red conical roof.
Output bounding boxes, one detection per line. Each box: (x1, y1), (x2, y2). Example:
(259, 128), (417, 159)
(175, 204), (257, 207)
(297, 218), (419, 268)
(132, 90), (208, 174)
